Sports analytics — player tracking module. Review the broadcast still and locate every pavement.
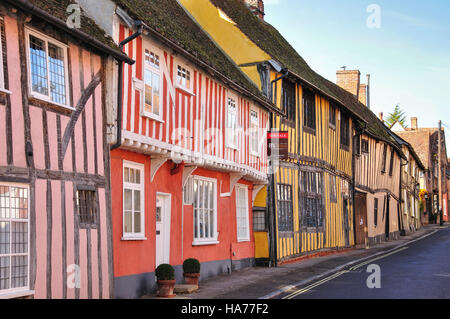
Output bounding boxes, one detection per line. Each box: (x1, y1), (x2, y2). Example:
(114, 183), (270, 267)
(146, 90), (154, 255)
(142, 223), (449, 299)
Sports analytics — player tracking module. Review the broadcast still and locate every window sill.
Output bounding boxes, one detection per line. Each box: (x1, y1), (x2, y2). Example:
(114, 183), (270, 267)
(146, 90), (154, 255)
(29, 96), (74, 115)
(121, 236), (147, 241)
(141, 111), (164, 123)
(329, 123), (336, 130)
(303, 126), (316, 136)
(226, 144), (239, 151)
(0, 88), (12, 95)
(340, 144), (350, 152)
(192, 240), (219, 246)
(0, 290), (34, 299)
(237, 238), (250, 243)
(175, 84), (195, 96)
(29, 93), (74, 111)
(250, 151), (260, 158)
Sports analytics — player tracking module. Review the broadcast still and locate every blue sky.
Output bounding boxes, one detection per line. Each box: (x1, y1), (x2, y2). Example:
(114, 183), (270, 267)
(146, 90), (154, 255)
(263, 0), (449, 157)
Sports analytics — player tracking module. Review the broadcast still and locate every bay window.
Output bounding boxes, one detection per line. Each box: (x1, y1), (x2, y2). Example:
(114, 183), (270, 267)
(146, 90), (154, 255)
(193, 177), (217, 244)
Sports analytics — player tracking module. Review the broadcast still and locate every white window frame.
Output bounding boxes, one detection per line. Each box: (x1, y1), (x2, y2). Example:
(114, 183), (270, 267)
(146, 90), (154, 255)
(175, 63), (193, 94)
(141, 46), (163, 122)
(122, 161), (146, 240)
(192, 176), (218, 246)
(250, 108), (260, 157)
(0, 183), (31, 297)
(226, 95), (239, 150)
(25, 28), (71, 109)
(235, 184), (250, 242)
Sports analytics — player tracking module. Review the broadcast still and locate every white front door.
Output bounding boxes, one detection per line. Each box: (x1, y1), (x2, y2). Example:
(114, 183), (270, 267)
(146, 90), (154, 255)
(156, 194), (171, 267)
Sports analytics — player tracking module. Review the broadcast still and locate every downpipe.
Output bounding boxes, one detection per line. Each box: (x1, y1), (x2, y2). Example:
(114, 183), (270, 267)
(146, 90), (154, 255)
(111, 21), (143, 150)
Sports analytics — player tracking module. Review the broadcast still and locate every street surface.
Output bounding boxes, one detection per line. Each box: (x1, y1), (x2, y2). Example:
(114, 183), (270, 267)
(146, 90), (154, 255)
(278, 227), (450, 299)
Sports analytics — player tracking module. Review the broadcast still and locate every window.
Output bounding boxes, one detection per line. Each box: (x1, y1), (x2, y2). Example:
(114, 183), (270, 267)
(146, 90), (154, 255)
(361, 139), (369, 154)
(374, 198), (378, 226)
(303, 89), (316, 132)
(389, 147), (395, 176)
(329, 104), (336, 129)
(340, 113), (350, 149)
(282, 79), (295, 123)
(253, 208), (267, 232)
(236, 185), (250, 242)
(354, 134), (361, 156)
(330, 175), (337, 203)
(176, 65), (191, 90)
(381, 144), (388, 173)
(76, 188), (97, 227)
(0, 184), (29, 294)
(193, 177), (217, 243)
(183, 176), (194, 205)
(250, 109), (259, 155)
(143, 49), (161, 118)
(300, 171), (324, 229)
(226, 97), (238, 148)
(27, 30), (68, 106)
(123, 162), (145, 239)
(277, 184), (293, 232)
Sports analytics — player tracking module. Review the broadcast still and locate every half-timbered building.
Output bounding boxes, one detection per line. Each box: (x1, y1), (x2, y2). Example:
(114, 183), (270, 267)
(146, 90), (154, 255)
(339, 71), (406, 247)
(178, 0), (381, 265)
(76, 0), (281, 298)
(0, 0), (132, 298)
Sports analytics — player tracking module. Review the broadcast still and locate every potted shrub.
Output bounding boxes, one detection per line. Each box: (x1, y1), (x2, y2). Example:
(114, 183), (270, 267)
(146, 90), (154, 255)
(155, 264), (176, 298)
(183, 258), (201, 286)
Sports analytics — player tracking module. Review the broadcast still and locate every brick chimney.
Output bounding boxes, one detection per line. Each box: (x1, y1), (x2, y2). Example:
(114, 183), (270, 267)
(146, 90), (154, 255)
(244, 0), (265, 20)
(359, 84), (367, 106)
(411, 117), (418, 130)
(336, 69), (361, 100)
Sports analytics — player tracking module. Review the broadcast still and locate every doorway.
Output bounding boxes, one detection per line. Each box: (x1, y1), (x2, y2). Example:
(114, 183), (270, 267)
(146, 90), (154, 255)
(354, 192), (368, 248)
(155, 193), (171, 267)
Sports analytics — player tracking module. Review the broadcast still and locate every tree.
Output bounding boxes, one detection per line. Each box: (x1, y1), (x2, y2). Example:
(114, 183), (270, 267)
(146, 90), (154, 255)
(385, 104), (407, 128)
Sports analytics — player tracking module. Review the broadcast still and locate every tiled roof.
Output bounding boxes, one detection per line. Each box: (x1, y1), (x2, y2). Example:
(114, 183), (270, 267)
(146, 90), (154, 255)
(210, 0), (400, 147)
(110, 0), (276, 109)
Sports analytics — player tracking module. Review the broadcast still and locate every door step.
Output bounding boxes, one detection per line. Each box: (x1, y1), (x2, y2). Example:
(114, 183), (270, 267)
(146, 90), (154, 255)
(174, 284), (199, 294)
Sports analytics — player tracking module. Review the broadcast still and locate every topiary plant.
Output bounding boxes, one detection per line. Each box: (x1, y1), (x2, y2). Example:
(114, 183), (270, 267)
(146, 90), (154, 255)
(155, 264), (175, 281)
(183, 258), (201, 274)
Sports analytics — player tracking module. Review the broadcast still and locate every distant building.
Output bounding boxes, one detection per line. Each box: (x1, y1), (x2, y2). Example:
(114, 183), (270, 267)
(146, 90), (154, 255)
(392, 118), (448, 223)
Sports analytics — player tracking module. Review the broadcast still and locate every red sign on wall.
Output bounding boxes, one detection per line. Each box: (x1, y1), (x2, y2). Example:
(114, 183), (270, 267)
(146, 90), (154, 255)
(267, 131), (289, 160)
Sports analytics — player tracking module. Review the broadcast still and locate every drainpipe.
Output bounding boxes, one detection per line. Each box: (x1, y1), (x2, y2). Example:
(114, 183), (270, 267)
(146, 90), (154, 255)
(267, 68), (288, 267)
(110, 21), (143, 150)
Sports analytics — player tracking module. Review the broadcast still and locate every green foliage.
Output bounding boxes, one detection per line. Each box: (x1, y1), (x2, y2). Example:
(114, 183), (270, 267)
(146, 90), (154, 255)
(183, 258), (201, 274)
(155, 264), (175, 281)
(385, 104), (407, 128)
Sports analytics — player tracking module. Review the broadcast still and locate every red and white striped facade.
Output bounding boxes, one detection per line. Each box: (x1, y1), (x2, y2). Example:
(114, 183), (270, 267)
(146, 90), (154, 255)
(116, 24), (270, 181)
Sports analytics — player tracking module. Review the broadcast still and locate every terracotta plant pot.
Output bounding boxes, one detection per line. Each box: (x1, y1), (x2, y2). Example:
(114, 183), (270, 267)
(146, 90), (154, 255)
(157, 279), (176, 298)
(183, 273), (200, 286)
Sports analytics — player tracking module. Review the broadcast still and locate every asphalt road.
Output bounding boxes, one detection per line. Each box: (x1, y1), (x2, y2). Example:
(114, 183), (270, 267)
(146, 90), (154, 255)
(278, 227), (450, 299)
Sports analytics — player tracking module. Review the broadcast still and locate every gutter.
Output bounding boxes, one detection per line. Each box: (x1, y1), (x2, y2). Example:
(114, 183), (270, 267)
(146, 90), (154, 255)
(5, 0), (134, 65)
(110, 21), (143, 151)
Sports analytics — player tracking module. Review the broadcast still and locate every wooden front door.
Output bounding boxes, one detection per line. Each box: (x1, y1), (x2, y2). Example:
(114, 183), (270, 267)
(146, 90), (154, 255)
(354, 192), (368, 248)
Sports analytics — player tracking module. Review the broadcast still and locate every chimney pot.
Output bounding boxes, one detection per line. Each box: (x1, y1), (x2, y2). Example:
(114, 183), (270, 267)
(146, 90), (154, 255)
(379, 112), (384, 122)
